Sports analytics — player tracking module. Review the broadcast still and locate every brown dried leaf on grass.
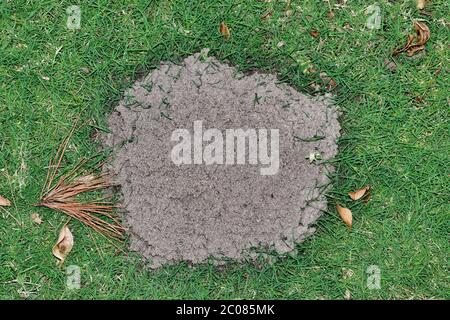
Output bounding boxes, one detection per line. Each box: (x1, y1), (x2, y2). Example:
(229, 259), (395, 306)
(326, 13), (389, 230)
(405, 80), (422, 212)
(52, 224), (73, 266)
(310, 30), (320, 38)
(348, 185), (371, 201)
(219, 22), (230, 39)
(336, 204), (352, 229)
(319, 72), (337, 91)
(0, 195), (11, 206)
(417, 0), (426, 10)
(393, 21), (430, 56)
(37, 121), (126, 241)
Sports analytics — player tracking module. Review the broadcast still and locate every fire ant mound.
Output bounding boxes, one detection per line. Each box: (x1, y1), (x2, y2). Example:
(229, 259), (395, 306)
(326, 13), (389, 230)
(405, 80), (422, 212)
(103, 51), (340, 268)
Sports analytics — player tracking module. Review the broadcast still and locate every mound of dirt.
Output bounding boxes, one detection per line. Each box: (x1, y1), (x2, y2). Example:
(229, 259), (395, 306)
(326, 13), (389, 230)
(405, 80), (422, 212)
(103, 50), (340, 268)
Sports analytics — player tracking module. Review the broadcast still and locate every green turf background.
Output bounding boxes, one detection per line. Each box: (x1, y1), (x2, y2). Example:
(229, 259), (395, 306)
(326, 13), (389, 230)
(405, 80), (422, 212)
(0, 0), (448, 299)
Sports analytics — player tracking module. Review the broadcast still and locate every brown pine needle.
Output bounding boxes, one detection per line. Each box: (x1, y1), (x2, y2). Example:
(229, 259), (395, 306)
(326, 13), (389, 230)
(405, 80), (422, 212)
(37, 121), (126, 241)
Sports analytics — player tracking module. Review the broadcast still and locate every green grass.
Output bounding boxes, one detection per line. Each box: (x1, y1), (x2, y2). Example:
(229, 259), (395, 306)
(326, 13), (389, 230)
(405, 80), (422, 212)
(0, 0), (448, 299)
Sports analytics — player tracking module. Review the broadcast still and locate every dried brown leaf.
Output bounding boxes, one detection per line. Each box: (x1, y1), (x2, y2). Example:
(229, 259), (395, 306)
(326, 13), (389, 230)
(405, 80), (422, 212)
(348, 185), (371, 201)
(417, 0), (426, 10)
(0, 195), (11, 206)
(52, 225), (74, 266)
(336, 204), (352, 229)
(310, 30), (320, 38)
(414, 21), (430, 45)
(393, 34), (415, 55)
(393, 21), (430, 56)
(219, 22), (230, 39)
(31, 212), (43, 225)
(319, 72), (337, 91)
(407, 45), (425, 56)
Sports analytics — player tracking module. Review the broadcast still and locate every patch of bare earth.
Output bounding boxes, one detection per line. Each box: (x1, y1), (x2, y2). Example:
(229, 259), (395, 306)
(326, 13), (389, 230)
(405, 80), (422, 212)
(103, 51), (340, 268)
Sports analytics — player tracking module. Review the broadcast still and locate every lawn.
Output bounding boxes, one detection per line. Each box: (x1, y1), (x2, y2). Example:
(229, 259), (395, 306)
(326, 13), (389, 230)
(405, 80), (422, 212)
(0, 0), (448, 299)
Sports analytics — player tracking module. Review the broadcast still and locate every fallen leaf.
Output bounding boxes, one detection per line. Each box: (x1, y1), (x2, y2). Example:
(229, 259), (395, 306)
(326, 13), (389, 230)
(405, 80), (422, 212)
(326, 78), (337, 91)
(393, 21), (430, 56)
(31, 212), (43, 225)
(417, 0), (426, 10)
(310, 30), (320, 38)
(415, 21), (430, 41)
(319, 72), (337, 91)
(393, 34), (415, 56)
(0, 195), (11, 206)
(219, 22), (230, 39)
(348, 185), (371, 201)
(52, 225), (74, 266)
(336, 204), (352, 229)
